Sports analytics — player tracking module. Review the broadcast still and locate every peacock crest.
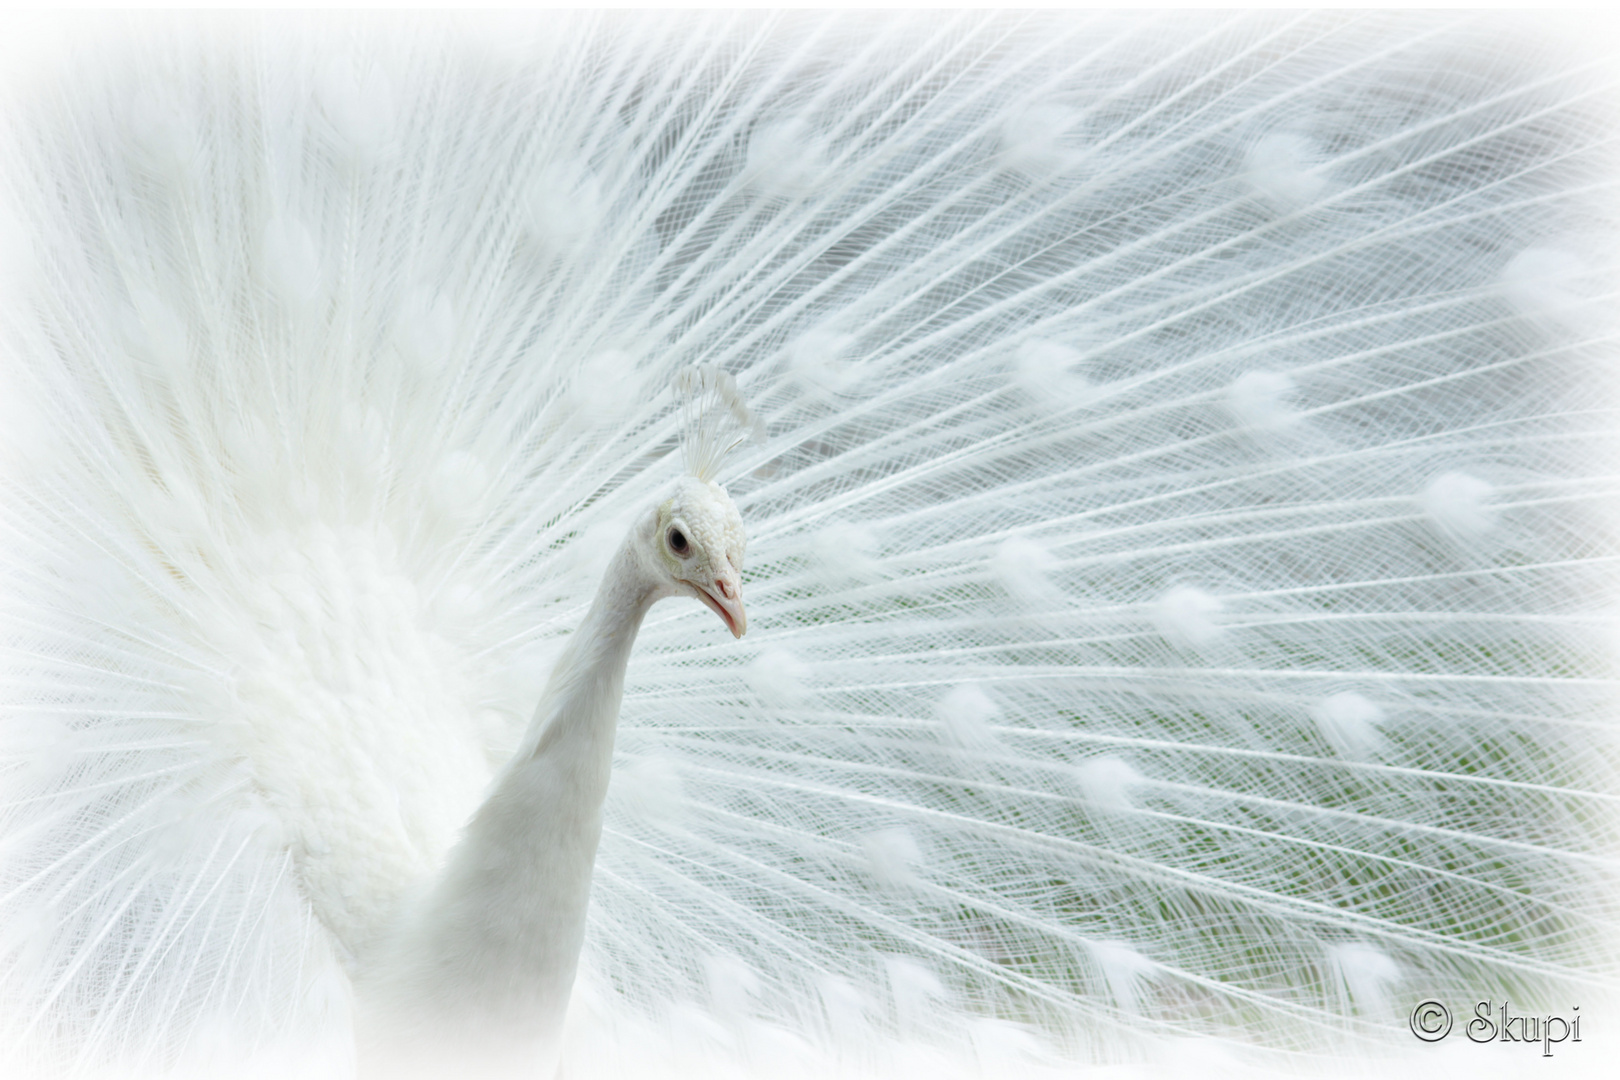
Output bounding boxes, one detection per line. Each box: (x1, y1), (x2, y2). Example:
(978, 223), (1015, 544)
(676, 364), (764, 483)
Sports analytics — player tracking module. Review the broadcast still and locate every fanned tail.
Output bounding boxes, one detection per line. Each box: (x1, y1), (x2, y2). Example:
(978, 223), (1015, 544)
(0, 11), (1615, 1076)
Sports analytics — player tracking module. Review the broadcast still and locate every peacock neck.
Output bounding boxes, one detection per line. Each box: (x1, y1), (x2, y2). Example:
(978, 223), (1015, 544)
(516, 534), (664, 767)
(361, 521), (666, 1074)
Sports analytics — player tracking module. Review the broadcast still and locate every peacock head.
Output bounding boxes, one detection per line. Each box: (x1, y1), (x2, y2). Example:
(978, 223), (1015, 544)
(656, 364), (761, 639)
(656, 475), (747, 638)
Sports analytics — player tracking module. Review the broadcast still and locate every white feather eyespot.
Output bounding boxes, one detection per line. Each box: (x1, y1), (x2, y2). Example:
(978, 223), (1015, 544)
(1244, 132), (1327, 210)
(1014, 339), (1092, 408)
(1500, 245), (1588, 318)
(1421, 470), (1495, 541)
(1312, 691), (1387, 760)
(747, 119), (832, 199)
(1073, 756), (1144, 813)
(1227, 370), (1297, 432)
(1001, 102), (1082, 178)
(1326, 944), (1401, 1018)
(526, 162), (604, 253)
(1154, 585), (1224, 650)
(861, 828), (922, 891)
(788, 328), (860, 398)
(936, 682), (1000, 751)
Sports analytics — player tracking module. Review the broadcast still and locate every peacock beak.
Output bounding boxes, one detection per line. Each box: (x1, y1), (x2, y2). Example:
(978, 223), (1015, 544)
(694, 570), (746, 639)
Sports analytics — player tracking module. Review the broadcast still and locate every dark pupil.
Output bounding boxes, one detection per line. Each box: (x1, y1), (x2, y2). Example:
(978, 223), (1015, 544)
(669, 528), (688, 553)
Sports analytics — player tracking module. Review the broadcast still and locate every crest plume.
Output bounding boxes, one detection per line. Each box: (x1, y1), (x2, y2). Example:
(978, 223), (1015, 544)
(677, 365), (763, 483)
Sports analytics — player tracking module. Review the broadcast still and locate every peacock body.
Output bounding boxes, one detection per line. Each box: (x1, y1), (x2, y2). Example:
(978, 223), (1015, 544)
(0, 11), (1615, 1077)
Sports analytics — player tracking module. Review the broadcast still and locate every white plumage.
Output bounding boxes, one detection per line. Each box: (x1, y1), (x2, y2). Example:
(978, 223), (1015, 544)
(0, 11), (1615, 1078)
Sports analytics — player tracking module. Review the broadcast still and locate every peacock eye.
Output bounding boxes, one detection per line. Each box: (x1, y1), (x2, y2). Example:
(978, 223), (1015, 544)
(667, 527), (690, 556)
